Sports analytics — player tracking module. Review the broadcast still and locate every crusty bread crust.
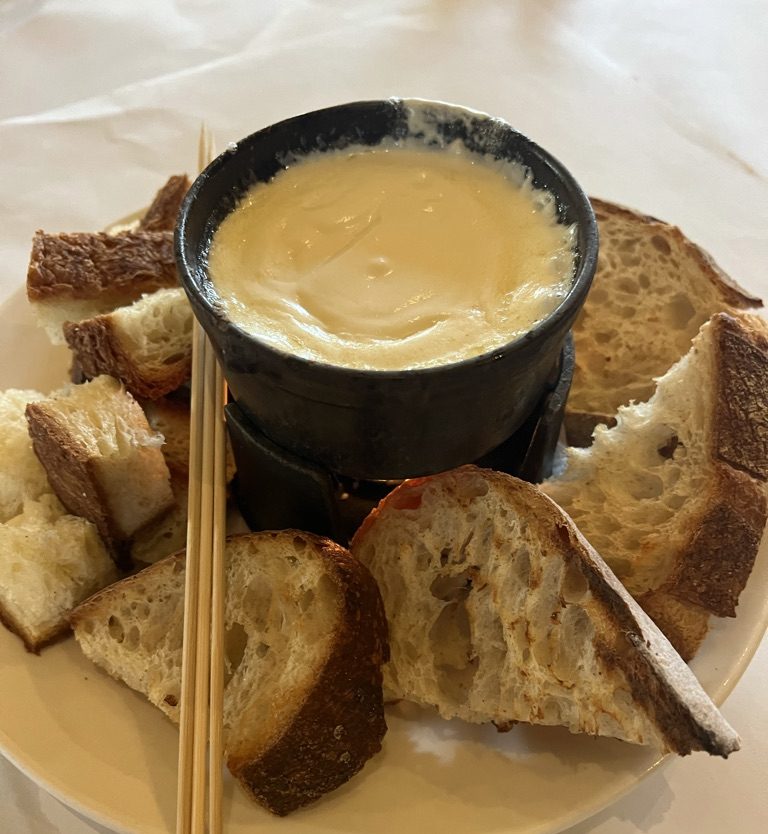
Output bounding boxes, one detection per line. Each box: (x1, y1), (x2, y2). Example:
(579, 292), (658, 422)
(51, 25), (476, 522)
(26, 230), (177, 303)
(63, 315), (191, 400)
(548, 499), (739, 757)
(353, 467), (739, 757)
(673, 467), (766, 618)
(640, 314), (768, 656)
(228, 532), (389, 816)
(634, 593), (710, 663)
(138, 175), (190, 233)
(712, 312), (768, 480)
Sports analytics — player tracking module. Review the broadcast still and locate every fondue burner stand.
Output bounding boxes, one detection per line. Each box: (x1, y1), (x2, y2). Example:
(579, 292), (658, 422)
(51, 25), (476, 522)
(226, 336), (574, 545)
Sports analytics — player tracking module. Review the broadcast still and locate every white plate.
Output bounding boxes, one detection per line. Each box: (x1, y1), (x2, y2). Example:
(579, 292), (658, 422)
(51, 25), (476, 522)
(1, 286), (767, 834)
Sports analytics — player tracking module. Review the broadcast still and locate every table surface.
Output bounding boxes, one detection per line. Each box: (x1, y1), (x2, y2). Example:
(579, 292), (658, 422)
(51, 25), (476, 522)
(1, 1), (767, 832)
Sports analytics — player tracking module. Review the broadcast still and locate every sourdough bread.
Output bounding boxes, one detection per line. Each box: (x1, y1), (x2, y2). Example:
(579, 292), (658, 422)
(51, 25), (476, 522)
(567, 199), (762, 445)
(544, 312), (768, 658)
(27, 231), (179, 344)
(71, 531), (389, 815)
(351, 466), (739, 757)
(63, 288), (193, 400)
(27, 175), (189, 345)
(25, 375), (174, 565)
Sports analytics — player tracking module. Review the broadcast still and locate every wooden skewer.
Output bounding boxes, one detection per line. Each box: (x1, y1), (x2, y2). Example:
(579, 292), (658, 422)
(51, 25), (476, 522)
(176, 126), (227, 834)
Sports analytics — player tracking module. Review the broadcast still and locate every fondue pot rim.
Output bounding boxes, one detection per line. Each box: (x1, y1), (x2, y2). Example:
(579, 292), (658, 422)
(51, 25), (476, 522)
(176, 97), (598, 381)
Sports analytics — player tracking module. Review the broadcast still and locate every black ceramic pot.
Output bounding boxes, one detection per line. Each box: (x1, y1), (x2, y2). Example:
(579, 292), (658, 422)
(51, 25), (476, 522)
(176, 98), (598, 480)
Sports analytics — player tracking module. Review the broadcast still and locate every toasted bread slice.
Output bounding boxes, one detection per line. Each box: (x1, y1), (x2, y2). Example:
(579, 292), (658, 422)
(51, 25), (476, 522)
(0, 494), (117, 652)
(138, 174), (190, 232)
(71, 531), (389, 815)
(351, 466), (739, 757)
(566, 198), (762, 445)
(544, 313), (768, 658)
(63, 288), (193, 400)
(25, 376), (174, 565)
(27, 230), (178, 344)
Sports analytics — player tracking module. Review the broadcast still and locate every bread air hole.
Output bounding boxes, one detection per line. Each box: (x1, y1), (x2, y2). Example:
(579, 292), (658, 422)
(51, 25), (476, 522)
(124, 624), (140, 651)
(560, 559), (588, 605)
(657, 433), (680, 459)
(429, 599), (477, 706)
(551, 606), (593, 685)
(626, 472), (664, 500)
(429, 569), (474, 602)
(651, 234), (672, 256)
(665, 294), (696, 329)
(616, 277), (638, 294)
(516, 546), (531, 587)
(107, 615), (124, 642)
(225, 621), (249, 684)
(299, 587), (315, 612)
(241, 580), (273, 632)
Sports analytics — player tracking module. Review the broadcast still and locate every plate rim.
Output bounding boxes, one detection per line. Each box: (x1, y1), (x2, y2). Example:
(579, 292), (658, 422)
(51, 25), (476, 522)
(0, 285), (766, 834)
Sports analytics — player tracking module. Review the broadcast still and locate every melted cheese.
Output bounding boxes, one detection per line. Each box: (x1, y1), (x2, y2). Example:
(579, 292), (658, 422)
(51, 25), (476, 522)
(208, 145), (574, 370)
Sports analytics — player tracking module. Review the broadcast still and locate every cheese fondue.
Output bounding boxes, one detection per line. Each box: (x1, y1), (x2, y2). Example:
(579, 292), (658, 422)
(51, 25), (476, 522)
(208, 144), (575, 370)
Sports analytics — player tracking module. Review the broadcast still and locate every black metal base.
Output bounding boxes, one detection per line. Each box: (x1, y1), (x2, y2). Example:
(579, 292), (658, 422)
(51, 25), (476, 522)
(227, 335), (574, 545)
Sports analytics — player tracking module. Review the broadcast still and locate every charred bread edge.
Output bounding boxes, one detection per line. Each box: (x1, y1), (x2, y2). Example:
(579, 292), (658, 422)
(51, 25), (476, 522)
(670, 466), (766, 619)
(552, 507), (739, 757)
(713, 312), (768, 480)
(565, 201), (764, 444)
(642, 313), (768, 641)
(26, 230), (178, 302)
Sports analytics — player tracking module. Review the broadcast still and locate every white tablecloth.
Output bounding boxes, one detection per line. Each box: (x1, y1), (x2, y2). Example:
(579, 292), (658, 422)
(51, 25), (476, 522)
(1, 1), (767, 832)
